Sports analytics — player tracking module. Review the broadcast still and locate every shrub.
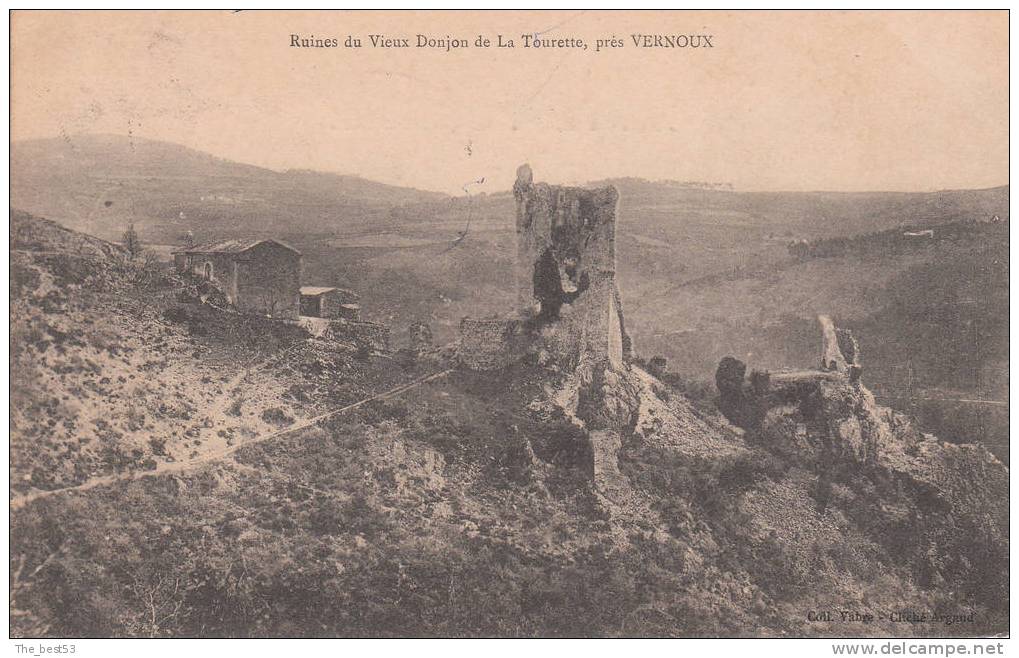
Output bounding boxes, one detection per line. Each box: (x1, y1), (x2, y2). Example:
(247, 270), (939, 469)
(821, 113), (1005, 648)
(393, 348), (417, 370)
(359, 398), (410, 425)
(260, 407), (294, 427)
(162, 306), (189, 324)
(749, 369), (771, 396)
(647, 355), (668, 377)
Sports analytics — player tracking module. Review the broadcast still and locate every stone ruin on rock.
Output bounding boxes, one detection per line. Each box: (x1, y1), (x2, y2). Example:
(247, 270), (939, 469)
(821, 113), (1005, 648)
(717, 314), (863, 409)
(818, 314), (862, 383)
(715, 315), (887, 463)
(456, 164), (632, 373)
(455, 165), (639, 493)
(512, 163), (632, 371)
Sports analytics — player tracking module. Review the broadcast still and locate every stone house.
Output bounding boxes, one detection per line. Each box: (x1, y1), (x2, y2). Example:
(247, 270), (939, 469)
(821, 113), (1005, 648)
(299, 286), (361, 320)
(172, 238), (301, 319)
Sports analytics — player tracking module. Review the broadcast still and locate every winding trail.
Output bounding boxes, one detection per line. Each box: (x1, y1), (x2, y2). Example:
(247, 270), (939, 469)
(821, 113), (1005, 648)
(183, 340), (309, 461)
(10, 368), (453, 511)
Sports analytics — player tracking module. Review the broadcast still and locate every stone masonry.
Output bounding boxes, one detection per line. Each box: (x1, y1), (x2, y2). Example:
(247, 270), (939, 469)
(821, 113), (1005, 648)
(512, 163), (631, 371)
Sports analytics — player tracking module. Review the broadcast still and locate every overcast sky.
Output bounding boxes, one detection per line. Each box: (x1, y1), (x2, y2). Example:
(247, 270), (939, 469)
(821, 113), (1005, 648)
(11, 10), (1008, 195)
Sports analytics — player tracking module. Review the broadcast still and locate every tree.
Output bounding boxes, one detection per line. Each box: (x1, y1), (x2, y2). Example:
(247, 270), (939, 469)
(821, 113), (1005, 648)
(647, 355), (667, 377)
(122, 223), (143, 260)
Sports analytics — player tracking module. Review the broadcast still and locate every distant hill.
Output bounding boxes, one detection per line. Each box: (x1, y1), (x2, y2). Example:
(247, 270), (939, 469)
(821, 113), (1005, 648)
(12, 135), (1008, 252)
(592, 177), (1009, 238)
(10, 135), (448, 244)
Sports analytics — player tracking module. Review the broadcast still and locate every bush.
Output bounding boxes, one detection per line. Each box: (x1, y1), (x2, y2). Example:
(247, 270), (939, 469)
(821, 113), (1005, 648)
(749, 370), (771, 396)
(359, 398), (410, 425)
(529, 413), (592, 472)
(148, 437), (167, 456)
(647, 355), (668, 377)
(162, 306), (189, 324)
(260, 407), (294, 427)
(393, 348), (417, 370)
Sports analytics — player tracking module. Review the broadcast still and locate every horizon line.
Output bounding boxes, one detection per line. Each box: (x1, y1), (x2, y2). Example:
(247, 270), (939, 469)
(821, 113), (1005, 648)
(10, 132), (1010, 198)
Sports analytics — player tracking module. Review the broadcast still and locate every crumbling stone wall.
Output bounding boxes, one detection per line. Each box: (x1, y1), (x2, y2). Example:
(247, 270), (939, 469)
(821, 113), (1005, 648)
(454, 166), (640, 496)
(718, 316), (881, 463)
(323, 318), (390, 352)
(456, 318), (526, 370)
(512, 163), (631, 371)
(818, 314), (863, 382)
(819, 314), (848, 372)
(455, 164), (632, 372)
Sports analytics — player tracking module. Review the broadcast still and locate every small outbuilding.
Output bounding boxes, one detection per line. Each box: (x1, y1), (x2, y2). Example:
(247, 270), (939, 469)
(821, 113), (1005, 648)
(172, 238), (302, 319)
(299, 286), (361, 320)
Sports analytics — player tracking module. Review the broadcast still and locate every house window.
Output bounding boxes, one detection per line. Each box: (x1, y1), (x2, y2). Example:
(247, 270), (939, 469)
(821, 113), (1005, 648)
(204, 262), (213, 280)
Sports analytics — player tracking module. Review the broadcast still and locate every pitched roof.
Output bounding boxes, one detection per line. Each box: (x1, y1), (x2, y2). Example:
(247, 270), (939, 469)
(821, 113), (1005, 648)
(174, 238), (301, 256)
(300, 286), (337, 296)
(300, 286), (360, 299)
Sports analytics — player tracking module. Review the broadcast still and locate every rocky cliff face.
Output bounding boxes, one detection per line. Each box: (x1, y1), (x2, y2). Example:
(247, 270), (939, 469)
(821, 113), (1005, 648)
(728, 366), (1009, 613)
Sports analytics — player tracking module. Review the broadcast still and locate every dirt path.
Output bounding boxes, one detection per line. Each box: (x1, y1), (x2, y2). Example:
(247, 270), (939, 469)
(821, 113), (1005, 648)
(10, 368), (453, 511)
(769, 369), (843, 383)
(182, 340), (308, 461)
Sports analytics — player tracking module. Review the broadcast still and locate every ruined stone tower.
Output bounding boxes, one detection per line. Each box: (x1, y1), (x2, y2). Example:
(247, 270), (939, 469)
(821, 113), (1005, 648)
(454, 166), (640, 495)
(819, 314), (862, 383)
(512, 163), (630, 371)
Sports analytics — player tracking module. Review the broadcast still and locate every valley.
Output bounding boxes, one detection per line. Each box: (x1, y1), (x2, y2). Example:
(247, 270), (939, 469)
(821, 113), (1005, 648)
(8, 136), (1010, 638)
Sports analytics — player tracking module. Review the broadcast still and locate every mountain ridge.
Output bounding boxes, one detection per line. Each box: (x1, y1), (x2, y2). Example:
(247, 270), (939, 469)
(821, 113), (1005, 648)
(12, 134), (1009, 245)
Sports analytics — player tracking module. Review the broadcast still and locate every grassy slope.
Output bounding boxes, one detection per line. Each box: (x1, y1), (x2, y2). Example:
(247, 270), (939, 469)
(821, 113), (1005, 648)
(10, 213), (1008, 638)
(10, 210), (409, 495)
(11, 362), (1007, 638)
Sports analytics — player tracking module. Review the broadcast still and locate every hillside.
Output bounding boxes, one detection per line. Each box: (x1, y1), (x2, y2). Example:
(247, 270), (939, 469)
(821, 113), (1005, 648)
(627, 219), (1010, 462)
(12, 135), (1007, 252)
(10, 209), (409, 494)
(9, 212), (1009, 638)
(14, 134), (1002, 467)
(597, 177), (1009, 238)
(10, 135), (447, 244)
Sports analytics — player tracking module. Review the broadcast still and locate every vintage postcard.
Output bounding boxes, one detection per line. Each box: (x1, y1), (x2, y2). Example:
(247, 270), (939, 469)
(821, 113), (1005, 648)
(8, 9), (1009, 642)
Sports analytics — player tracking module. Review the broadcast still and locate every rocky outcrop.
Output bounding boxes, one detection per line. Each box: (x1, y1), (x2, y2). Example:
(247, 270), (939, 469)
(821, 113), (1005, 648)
(722, 343), (1008, 609)
(298, 316), (391, 352)
(455, 167), (644, 494)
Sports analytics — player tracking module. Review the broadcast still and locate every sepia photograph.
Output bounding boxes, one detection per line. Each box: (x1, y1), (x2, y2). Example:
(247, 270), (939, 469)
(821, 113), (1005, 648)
(6, 7), (1010, 645)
